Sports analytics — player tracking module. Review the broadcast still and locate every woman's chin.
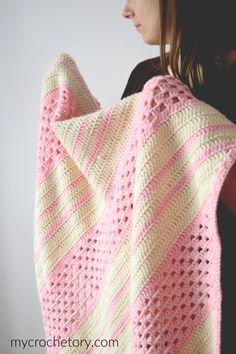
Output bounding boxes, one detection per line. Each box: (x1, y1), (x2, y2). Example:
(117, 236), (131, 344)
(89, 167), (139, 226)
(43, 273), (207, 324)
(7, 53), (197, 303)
(140, 31), (161, 45)
(143, 37), (159, 45)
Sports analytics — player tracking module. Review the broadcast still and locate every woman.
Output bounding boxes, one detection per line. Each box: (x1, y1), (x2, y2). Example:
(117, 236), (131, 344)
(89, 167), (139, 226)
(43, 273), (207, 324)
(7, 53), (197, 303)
(121, 0), (236, 352)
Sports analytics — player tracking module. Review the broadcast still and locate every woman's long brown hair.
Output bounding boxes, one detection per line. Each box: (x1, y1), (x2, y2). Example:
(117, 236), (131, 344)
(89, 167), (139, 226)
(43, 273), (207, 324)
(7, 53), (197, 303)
(157, 0), (236, 93)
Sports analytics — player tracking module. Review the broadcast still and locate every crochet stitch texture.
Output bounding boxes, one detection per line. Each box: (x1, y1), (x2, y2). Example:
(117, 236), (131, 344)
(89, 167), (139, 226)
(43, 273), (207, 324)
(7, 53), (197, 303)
(34, 53), (236, 354)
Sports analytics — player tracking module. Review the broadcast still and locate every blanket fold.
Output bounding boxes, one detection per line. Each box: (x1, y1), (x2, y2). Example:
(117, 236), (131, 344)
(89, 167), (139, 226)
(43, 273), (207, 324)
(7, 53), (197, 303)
(34, 53), (236, 354)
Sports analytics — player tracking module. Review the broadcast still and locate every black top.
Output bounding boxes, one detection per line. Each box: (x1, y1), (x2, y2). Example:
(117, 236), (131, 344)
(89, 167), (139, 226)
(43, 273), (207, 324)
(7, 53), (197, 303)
(121, 56), (236, 353)
(121, 56), (236, 124)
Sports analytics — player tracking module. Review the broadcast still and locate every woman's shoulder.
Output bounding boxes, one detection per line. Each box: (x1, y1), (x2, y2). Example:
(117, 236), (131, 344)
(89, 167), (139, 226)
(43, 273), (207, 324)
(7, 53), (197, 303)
(133, 56), (162, 72)
(121, 56), (163, 99)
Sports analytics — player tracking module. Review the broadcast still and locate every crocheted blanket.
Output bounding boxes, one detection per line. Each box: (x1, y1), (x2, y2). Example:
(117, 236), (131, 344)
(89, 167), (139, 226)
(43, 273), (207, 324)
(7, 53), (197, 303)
(34, 53), (236, 354)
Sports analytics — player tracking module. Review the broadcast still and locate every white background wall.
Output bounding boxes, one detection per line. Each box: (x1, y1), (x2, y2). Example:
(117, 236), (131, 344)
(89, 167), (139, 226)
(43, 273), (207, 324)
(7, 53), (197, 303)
(0, 1), (160, 353)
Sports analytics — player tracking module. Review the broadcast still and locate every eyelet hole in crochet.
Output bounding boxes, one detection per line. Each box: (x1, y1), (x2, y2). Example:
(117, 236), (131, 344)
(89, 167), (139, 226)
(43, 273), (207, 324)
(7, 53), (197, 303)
(172, 96), (180, 104)
(163, 92), (170, 99)
(153, 86), (161, 95)
(159, 102), (167, 113)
